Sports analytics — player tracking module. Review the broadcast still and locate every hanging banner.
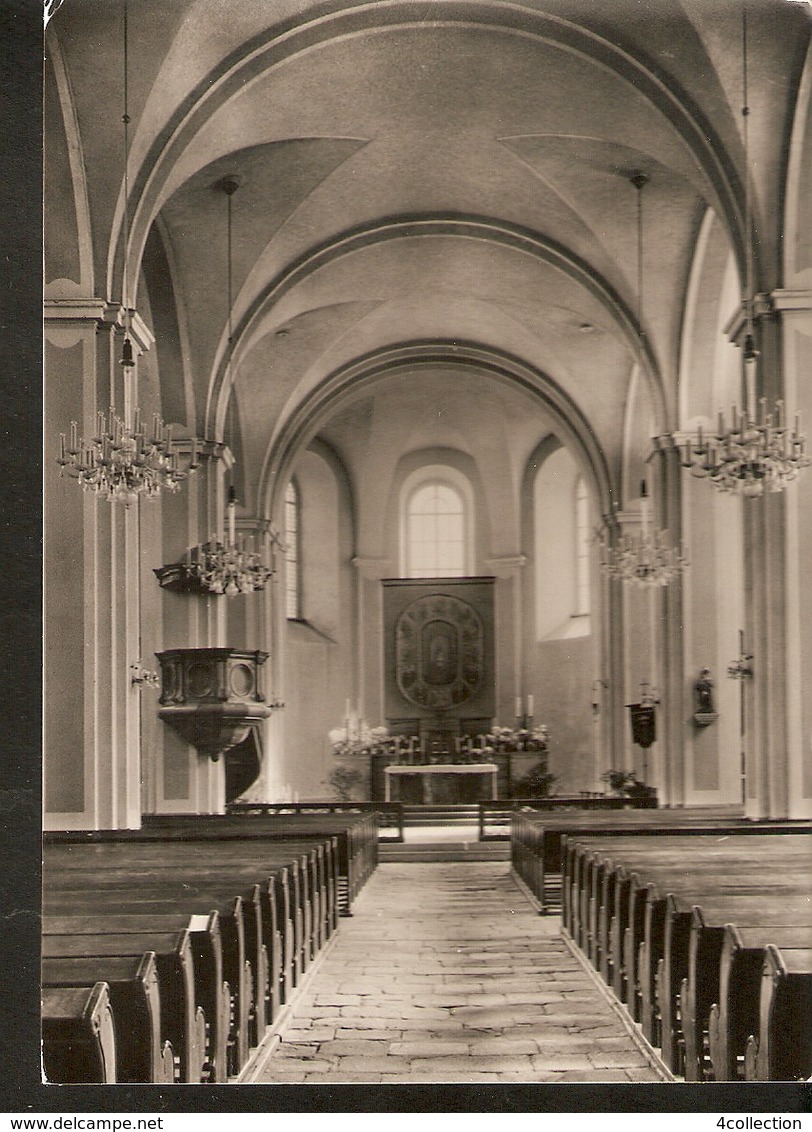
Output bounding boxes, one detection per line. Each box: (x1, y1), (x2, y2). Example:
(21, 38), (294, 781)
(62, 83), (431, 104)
(628, 702), (656, 748)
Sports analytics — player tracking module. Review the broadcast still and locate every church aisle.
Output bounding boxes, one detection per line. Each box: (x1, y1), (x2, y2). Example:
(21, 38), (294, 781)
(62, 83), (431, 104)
(248, 862), (669, 1084)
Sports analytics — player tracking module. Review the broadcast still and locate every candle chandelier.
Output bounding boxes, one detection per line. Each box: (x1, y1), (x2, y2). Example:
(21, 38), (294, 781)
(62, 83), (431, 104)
(193, 487), (275, 597)
(675, 4), (809, 497)
(191, 178), (275, 597)
(56, 0), (194, 507)
(601, 173), (688, 588)
(601, 481), (689, 588)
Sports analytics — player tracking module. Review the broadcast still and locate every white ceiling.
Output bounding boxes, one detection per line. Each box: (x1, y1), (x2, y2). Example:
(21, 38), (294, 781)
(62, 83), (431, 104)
(45, 0), (811, 511)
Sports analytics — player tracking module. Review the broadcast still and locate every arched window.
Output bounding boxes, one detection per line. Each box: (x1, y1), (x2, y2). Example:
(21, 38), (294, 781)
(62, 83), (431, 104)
(284, 480), (300, 619)
(406, 481), (466, 578)
(574, 476), (591, 616)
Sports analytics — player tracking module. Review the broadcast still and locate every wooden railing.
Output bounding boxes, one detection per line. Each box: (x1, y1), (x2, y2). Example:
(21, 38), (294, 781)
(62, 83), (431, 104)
(227, 800), (405, 842)
(478, 794), (651, 840)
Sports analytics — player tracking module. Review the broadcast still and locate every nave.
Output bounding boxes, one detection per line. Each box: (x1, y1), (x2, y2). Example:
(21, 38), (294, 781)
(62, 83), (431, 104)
(247, 861), (667, 1085)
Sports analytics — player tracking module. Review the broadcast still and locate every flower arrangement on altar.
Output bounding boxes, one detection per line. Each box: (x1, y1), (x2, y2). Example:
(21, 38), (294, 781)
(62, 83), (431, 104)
(481, 723), (549, 755)
(328, 721), (394, 758)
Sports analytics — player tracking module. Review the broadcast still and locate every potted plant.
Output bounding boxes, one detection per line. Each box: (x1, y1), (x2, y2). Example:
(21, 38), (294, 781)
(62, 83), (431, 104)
(326, 764), (365, 801)
(513, 764), (557, 799)
(602, 769), (637, 794)
(601, 769), (657, 806)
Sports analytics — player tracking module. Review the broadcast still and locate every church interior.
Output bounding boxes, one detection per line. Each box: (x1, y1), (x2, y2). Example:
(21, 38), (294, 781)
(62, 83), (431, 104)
(41, 0), (812, 1091)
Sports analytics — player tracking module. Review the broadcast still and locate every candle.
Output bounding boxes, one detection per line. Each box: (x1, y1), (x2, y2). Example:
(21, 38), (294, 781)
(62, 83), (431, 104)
(59, 433), (66, 461)
(527, 694), (534, 717)
(228, 498), (236, 546)
(515, 696), (522, 719)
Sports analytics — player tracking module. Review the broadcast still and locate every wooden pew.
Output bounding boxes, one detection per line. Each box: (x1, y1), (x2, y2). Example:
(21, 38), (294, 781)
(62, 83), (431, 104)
(709, 925), (812, 1081)
(42, 982), (117, 1084)
(545, 809), (806, 917)
(49, 838), (321, 1012)
(44, 832), (340, 1074)
(42, 952), (174, 1083)
(745, 945), (812, 1082)
(681, 896), (812, 1082)
(43, 905), (226, 1082)
(43, 877), (251, 1076)
(564, 835), (808, 1045)
(142, 812), (376, 914)
(560, 831), (811, 1080)
(561, 829), (810, 966)
(43, 818), (356, 1080)
(41, 928), (206, 1086)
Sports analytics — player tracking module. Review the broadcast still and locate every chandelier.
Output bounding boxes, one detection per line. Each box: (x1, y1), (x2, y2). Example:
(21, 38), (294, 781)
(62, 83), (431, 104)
(601, 173), (688, 587)
(56, 0), (194, 507)
(192, 487), (274, 597)
(602, 481), (689, 588)
(676, 392), (809, 496)
(675, 6), (809, 497)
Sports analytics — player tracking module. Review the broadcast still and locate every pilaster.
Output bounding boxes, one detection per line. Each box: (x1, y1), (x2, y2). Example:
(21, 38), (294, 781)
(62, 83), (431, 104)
(483, 554), (526, 723)
(352, 556), (392, 724)
(652, 441), (686, 807)
(44, 299), (147, 828)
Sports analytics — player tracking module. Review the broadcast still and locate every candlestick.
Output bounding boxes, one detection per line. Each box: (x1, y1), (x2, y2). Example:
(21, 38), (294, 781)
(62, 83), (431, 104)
(228, 500), (236, 547)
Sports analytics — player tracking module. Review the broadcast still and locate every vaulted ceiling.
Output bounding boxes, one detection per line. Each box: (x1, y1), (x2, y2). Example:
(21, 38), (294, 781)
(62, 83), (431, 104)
(45, 0), (811, 514)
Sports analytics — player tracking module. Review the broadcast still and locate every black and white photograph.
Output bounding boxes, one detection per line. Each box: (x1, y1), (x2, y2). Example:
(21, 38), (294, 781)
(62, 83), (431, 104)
(28, 0), (812, 1111)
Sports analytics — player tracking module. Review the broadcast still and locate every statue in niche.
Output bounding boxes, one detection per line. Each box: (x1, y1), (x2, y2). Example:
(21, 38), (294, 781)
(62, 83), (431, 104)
(693, 667), (716, 722)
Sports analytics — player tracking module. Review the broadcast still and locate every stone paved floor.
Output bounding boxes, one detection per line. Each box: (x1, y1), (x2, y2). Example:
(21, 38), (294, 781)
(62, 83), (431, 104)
(250, 862), (667, 1084)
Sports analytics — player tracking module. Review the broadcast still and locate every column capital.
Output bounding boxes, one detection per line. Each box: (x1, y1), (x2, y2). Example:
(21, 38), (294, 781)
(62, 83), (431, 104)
(723, 294), (776, 345)
(235, 516), (274, 537)
(174, 437), (230, 466)
(769, 288), (812, 312)
(104, 306), (155, 355)
(44, 297), (110, 324)
(45, 300), (155, 354)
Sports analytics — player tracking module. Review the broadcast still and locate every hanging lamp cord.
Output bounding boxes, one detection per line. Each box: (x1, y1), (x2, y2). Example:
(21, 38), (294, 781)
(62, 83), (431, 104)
(630, 171), (648, 343)
(741, 2), (757, 360)
(122, 0), (131, 342)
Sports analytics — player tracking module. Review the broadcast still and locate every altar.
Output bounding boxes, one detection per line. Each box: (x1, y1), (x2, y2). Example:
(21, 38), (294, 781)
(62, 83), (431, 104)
(384, 763), (498, 804)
